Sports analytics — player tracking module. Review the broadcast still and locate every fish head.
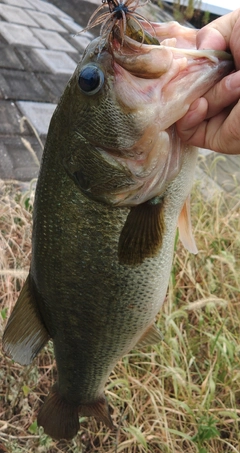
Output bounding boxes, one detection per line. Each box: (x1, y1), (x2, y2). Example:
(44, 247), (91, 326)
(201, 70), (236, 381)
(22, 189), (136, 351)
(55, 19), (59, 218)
(60, 23), (233, 206)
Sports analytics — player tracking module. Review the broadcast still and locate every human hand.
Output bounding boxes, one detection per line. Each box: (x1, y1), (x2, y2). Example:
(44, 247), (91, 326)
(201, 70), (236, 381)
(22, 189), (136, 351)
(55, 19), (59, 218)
(176, 8), (240, 154)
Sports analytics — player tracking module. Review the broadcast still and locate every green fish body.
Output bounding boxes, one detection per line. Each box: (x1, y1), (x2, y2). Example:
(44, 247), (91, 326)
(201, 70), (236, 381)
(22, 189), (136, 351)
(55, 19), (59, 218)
(3, 22), (233, 440)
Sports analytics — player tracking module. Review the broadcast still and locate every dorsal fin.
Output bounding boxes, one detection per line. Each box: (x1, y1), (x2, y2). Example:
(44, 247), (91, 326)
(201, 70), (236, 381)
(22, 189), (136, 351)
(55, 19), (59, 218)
(118, 198), (165, 265)
(178, 195), (198, 254)
(2, 275), (49, 365)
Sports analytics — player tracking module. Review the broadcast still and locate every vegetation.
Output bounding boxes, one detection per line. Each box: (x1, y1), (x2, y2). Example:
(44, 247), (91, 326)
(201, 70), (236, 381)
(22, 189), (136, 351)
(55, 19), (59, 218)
(168, 0), (212, 27)
(0, 169), (240, 452)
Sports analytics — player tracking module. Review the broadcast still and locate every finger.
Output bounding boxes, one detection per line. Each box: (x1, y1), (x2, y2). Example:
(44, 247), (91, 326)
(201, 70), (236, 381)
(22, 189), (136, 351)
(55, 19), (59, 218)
(177, 109), (227, 151)
(197, 27), (227, 51)
(197, 9), (240, 69)
(177, 70), (240, 140)
(197, 9), (240, 50)
(203, 71), (240, 118)
(176, 97), (208, 141)
(230, 18), (240, 69)
(178, 102), (240, 154)
(207, 100), (240, 154)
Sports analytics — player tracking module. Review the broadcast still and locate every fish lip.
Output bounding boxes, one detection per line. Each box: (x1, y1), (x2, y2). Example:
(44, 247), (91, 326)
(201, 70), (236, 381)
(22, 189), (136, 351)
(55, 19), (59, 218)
(87, 34), (233, 82)
(111, 31), (233, 78)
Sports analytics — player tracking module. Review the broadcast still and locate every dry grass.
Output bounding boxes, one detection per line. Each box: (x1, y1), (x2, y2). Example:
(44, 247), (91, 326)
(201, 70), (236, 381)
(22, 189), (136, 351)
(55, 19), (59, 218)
(0, 176), (240, 453)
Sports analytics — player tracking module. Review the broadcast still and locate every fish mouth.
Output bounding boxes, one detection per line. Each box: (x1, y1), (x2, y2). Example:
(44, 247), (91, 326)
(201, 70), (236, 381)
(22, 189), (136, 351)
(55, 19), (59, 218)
(110, 27), (233, 131)
(112, 34), (233, 80)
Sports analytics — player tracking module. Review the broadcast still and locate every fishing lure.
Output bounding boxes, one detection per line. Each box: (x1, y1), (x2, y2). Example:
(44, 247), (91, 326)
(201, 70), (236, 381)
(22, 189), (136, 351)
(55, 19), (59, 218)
(82, 0), (159, 46)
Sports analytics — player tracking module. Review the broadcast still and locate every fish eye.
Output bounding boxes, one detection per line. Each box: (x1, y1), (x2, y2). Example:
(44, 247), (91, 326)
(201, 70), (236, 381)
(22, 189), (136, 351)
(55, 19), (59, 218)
(78, 65), (104, 95)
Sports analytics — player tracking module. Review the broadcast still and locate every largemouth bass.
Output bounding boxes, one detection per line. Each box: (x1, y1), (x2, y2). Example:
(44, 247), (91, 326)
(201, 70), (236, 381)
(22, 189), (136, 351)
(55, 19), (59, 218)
(3, 19), (233, 440)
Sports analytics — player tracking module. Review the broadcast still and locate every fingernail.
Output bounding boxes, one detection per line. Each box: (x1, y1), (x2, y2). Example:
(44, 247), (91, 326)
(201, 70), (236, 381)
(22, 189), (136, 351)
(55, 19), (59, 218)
(226, 71), (240, 90)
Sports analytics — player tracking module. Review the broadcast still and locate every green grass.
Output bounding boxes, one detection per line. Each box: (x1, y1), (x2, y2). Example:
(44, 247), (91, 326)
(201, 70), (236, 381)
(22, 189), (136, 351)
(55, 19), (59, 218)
(0, 175), (240, 453)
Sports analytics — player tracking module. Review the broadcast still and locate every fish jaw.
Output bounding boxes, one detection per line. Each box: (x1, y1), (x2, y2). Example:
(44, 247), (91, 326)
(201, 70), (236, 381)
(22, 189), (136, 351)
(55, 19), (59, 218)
(113, 44), (233, 131)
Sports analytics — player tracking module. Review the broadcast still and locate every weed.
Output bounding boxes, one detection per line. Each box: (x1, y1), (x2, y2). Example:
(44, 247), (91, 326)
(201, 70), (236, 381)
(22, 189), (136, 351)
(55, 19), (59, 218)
(191, 416), (220, 452)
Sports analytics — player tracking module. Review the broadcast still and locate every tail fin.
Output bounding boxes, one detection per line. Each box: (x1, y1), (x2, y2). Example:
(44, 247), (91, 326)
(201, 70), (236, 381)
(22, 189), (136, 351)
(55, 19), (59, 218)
(37, 384), (80, 440)
(79, 396), (114, 429)
(38, 385), (114, 440)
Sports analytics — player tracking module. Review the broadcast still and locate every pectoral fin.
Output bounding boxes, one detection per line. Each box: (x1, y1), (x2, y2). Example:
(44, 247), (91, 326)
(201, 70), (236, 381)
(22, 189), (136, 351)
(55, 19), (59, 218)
(178, 195), (198, 254)
(136, 323), (163, 348)
(2, 275), (49, 365)
(118, 198), (165, 265)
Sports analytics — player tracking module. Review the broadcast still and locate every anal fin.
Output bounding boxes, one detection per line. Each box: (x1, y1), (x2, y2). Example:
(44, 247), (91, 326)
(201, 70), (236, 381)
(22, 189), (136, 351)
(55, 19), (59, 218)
(118, 197), (165, 265)
(136, 323), (163, 348)
(2, 275), (49, 365)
